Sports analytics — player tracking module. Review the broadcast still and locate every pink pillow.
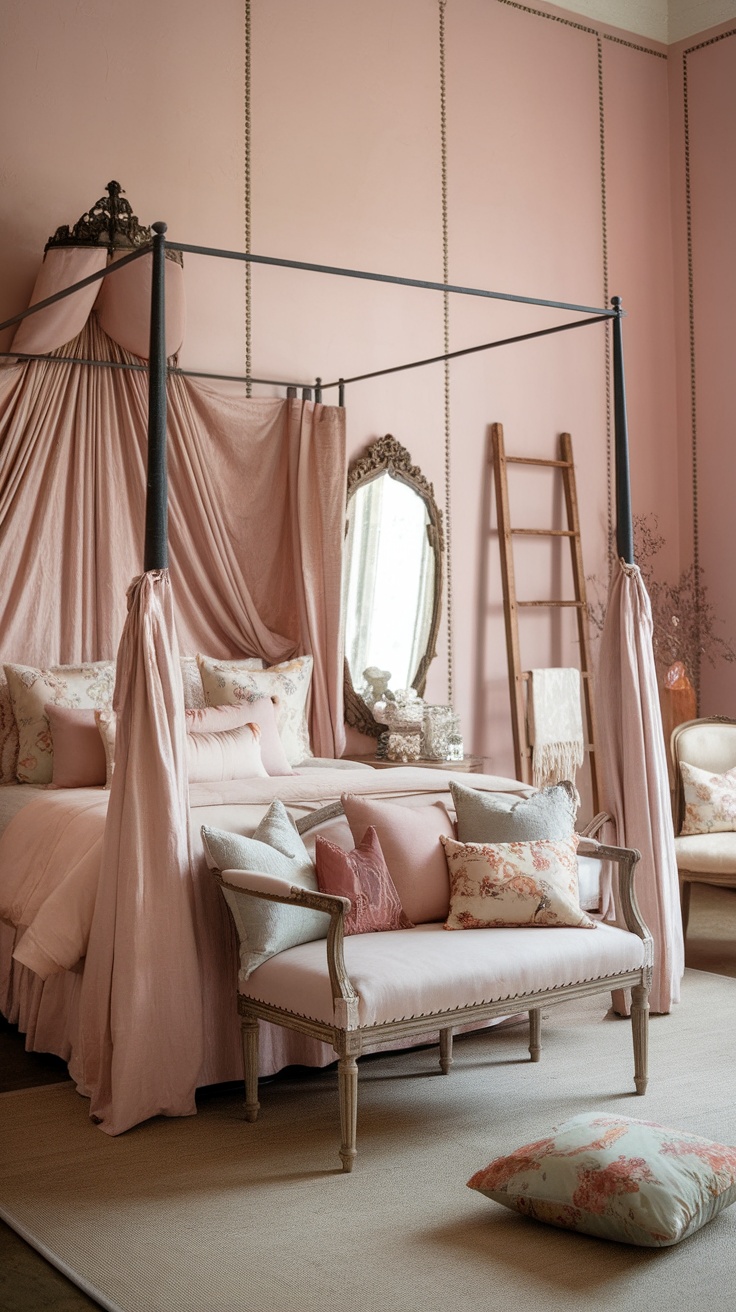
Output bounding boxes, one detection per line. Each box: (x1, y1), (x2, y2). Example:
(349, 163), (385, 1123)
(315, 827), (414, 935)
(188, 697), (294, 777)
(341, 795), (455, 924)
(186, 723), (268, 784)
(45, 704), (107, 788)
(185, 706), (254, 734)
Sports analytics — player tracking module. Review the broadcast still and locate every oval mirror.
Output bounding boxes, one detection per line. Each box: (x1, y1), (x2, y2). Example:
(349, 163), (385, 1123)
(342, 435), (444, 737)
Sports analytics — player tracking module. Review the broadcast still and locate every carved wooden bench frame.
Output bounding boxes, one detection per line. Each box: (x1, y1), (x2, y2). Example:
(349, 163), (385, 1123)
(215, 819), (653, 1172)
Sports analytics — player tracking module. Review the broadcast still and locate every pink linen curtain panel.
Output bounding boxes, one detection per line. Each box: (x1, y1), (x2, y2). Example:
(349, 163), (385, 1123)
(0, 251), (347, 756)
(77, 570), (202, 1134)
(597, 559), (684, 1015)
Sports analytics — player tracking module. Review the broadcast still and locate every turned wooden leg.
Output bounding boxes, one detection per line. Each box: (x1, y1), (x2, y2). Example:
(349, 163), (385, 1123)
(630, 982), (649, 1095)
(241, 1015), (260, 1122)
(439, 1027), (454, 1074)
(680, 876), (692, 940)
(338, 1054), (358, 1173)
(529, 1008), (541, 1062)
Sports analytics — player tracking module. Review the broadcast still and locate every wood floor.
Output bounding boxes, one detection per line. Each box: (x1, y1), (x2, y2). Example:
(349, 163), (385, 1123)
(2, 882), (736, 1312)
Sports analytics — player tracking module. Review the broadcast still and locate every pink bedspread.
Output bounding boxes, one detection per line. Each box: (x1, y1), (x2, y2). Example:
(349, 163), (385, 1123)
(0, 767), (529, 1093)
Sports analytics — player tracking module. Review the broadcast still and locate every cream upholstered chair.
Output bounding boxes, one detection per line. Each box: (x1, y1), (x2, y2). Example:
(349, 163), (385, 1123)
(671, 716), (736, 937)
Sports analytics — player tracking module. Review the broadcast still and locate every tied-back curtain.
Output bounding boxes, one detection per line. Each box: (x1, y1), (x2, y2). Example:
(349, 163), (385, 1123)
(597, 559), (684, 1014)
(77, 570), (201, 1134)
(0, 317), (347, 757)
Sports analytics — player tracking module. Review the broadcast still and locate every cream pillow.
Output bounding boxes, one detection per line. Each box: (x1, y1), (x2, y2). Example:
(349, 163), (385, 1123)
(680, 760), (736, 835)
(180, 654), (264, 710)
(197, 655), (313, 766)
(186, 723), (267, 783)
(441, 833), (596, 929)
(4, 661), (115, 784)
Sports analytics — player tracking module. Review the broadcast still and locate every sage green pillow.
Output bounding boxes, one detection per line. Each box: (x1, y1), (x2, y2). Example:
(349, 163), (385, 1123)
(448, 779), (577, 844)
(201, 798), (328, 979)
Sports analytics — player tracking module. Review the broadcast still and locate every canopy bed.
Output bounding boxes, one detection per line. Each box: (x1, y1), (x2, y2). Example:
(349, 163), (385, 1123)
(0, 183), (681, 1136)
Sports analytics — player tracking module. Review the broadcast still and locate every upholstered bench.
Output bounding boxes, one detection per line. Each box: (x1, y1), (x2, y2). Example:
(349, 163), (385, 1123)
(212, 804), (653, 1172)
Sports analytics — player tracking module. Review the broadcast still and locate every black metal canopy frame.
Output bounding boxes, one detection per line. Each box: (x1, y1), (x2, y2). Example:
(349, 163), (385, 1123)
(0, 192), (634, 573)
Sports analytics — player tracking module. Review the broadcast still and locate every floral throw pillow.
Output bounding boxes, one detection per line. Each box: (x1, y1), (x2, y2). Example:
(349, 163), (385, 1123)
(467, 1113), (736, 1247)
(315, 827), (414, 935)
(4, 661), (116, 785)
(0, 674), (20, 785)
(197, 654), (313, 766)
(680, 759), (736, 835)
(440, 832), (596, 929)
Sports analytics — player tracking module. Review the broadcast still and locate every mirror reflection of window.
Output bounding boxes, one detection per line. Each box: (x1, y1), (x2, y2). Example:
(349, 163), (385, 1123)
(343, 471), (435, 694)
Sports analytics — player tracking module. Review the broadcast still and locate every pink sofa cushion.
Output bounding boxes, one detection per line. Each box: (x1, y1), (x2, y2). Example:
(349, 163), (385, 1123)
(315, 827), (413, 935)
(341, 794), (455, 924)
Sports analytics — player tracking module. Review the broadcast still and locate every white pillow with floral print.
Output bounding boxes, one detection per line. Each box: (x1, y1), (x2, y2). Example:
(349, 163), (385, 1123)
(4, 661), (115, 785)
(0, 674), (19, 786)
(197, 654), (313, 766)
(440, 832), (596, 929)
(680, 759), (736, 835)
(468, 1113), (736, 1246)
(179, 654), (264, 710)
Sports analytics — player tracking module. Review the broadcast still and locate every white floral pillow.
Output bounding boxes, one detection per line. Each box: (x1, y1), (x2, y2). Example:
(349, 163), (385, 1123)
(468, 1112), (736, 1247)
(440, 832), (595, 929)
(197, 655), (313, 766)
(4, 661), (115, 785)
(179, 654), (264, 710)
(680, 759), (736, 835)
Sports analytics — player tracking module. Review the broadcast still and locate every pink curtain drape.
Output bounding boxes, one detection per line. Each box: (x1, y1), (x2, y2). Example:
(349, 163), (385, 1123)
(597, 559), (684, 1014)
(0, 318), (347, 756)
(11, 246), (186, 360)
(77, 570), (202, 1134)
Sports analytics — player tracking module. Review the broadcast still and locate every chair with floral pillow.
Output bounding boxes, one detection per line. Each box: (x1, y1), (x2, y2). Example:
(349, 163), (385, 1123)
(671, 716), (736, 938)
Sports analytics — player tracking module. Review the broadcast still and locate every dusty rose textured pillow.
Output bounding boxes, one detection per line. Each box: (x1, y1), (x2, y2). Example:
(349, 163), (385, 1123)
(186, 723), (267, 784)
(341, 795), (455, 924)
(315, 827), (414, 935)
(441, 833), (596, 929)
(46, 704), (107, 788)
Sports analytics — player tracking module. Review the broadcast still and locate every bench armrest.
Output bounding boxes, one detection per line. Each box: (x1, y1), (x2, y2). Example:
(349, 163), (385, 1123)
(576, 838), (652, 955)
(215, 869), (358, 1019)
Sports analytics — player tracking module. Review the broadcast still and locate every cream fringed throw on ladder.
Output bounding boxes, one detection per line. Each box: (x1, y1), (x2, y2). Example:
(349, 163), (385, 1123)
(528, 668), (584, 791)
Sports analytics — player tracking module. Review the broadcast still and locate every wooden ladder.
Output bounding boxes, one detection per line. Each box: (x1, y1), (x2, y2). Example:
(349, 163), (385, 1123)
(490, 422), (599, 812)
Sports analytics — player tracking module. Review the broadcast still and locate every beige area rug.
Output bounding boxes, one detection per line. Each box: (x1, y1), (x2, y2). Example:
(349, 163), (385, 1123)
(2, 968), (736, 1312)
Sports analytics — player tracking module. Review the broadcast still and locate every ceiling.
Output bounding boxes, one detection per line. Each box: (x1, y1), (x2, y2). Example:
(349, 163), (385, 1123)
(558, 0), (736, 43)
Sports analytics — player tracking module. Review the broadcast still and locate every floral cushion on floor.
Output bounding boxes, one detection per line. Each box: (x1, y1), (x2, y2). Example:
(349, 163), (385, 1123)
(467, 1113), (736, 1246)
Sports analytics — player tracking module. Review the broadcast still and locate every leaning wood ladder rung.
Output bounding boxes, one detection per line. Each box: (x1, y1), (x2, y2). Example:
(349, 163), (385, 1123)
(491, 422), (600, 813)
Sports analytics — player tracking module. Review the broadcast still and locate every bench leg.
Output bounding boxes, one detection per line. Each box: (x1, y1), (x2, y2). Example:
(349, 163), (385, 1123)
(241, 1015), (260, 1122)
(338, 1054), (359, 1173)
(439, 1027), (454, 1074)
(631, 982), (649, 1095)
(529, 1008), (541, 1062)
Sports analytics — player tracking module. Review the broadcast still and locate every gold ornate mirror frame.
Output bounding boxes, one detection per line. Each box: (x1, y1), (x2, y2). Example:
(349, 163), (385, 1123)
(343, 434), (445, 738)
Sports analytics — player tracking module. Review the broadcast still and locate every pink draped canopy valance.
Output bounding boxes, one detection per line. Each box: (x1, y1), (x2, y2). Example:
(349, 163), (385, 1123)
(0, 261), (346, 757)
(10, 245), (186, 360)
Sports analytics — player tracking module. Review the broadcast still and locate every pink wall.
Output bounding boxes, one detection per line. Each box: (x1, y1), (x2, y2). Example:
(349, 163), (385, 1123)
(0, 0), (731, 779)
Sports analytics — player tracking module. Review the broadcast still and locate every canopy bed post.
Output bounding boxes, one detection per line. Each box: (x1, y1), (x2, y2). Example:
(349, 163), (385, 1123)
(144, 220), (169, 572)
(611, 295), (634, 567)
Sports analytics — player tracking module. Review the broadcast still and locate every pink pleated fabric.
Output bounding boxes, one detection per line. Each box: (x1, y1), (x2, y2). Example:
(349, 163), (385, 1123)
(0, 318), (346, 756)
(11, 246), (185, 360)
(597, 559), (684, 1014)
(77, 570), (203, 1134)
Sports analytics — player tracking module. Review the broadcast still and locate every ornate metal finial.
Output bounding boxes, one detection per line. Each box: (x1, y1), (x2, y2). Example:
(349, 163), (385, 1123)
(45, 181), (148, 253)
(44, 182), (182, 264)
